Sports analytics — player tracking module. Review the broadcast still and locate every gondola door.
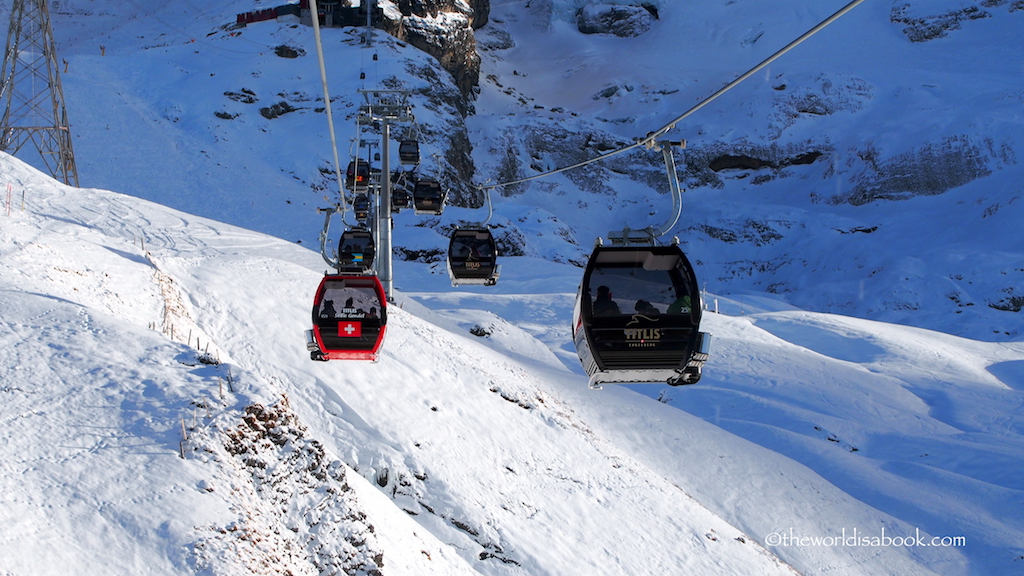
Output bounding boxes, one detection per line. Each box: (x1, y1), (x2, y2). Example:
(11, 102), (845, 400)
(307, 275), (387, 361)
(572, 244), (710, 387)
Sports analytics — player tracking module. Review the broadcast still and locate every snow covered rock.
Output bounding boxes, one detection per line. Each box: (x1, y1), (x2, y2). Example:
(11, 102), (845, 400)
(384, 0), (484, 97)
(575, 3), (656, 37)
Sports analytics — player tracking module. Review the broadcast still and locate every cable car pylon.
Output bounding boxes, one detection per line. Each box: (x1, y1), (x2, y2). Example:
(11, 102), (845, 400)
(305, 0), (389, 362)
(356, 89), (414, 301)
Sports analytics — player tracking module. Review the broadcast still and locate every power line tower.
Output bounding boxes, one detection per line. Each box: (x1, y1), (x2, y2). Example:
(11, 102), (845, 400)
(0, 0), (79, 186)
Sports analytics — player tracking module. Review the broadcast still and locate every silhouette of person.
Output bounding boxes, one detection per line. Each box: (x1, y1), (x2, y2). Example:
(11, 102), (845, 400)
(634, 299), (659, 316)
(593, 285), (621, 316)
(321, 299), (337, 318)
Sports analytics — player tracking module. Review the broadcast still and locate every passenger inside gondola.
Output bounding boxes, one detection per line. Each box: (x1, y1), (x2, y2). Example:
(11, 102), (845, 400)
(453, 238), (491, 263)
(668, 293), (691, 315)
(320, 299), (337, 319)
(634, 299), (659, 316)
(593, 285), (621, 316)
(318, 284), (379, 319)
(589, 263), (693, 317)
(457, 244), (475, 260)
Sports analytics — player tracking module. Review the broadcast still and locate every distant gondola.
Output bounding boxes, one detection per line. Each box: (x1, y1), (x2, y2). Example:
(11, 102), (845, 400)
(346, 159), (370, 192)
(391, 188), (412, 211)
(448, 227), (500, 286)
(412, 178), (446, 215)
(571, 243), (710, 388)
(398, 140), (420, 165)
(306, 275), (387, 361)
(353, 193), (370, 221)
(337, 228), (375, 273)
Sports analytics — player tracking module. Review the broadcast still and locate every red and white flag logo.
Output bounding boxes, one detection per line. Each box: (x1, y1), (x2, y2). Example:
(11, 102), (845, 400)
(339, 321), (362, 337)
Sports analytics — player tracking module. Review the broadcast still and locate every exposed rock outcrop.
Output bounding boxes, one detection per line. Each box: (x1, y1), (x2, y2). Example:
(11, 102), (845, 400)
(382, 0), (487, 98)
(833, 136), (1009, 206)
(576, 3), (657, 37)
(889, 1), (1024, 43)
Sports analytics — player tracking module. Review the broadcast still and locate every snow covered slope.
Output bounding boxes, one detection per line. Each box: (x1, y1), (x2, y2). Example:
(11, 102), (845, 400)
(3, 146), (1023, 574)
(9, 0), (1016, 344)
(3, 0), (1024, 573)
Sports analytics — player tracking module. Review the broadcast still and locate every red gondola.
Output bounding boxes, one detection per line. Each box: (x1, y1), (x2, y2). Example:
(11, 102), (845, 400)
(306, 275), (387, 361)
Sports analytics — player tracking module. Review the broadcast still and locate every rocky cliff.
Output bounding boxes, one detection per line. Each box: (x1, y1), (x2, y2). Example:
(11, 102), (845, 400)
(382, 0), (488, 99)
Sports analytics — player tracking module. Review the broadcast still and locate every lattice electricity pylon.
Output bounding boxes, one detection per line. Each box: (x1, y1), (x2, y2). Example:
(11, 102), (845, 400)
(0, 0), (79, 186)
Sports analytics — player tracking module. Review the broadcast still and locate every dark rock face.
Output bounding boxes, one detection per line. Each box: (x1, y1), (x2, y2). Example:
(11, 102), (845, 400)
(680, 141), (831, 190)
(890, 3), (990, 42)
(576, 4), (655, 37)
(467, 0), (489, 28)
(836, 136), (1004, 206)
(259, 101), (298, 119)
(396, 0), (487, 27)
(384, 0), (487, 98)
(398, 60), (478, 205)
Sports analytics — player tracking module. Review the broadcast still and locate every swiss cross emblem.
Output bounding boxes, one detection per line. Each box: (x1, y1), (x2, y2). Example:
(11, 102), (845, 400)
(339, 320), (362, 337)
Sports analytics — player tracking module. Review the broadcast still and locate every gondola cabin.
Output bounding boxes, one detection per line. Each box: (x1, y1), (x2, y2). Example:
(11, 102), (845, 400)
(572, 244), (710, 388)
(306, 275), (387, 361)
(337, 228), (375, 273)
(391, 188), (412, 211)
(346, 160), (370, 193)
(447, 227), (500, 286)
(353, 193), (370, 222)
(398, 140), (420, 165)
(412, 178), (446, 215)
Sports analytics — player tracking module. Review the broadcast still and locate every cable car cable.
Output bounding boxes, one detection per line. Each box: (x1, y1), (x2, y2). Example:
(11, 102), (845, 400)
(475, 0), (867, 192)
(640, 0), (867, 146)
(309, 0), (347, 209)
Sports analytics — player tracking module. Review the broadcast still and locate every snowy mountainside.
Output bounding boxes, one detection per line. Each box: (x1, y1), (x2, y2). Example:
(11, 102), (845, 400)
(469, 0), (1024, 341)
(3, 0), (1024, 573)
(27, 0), (1024, 343)
(0, 154), (799, 574)
(8, 151), (1023, 575)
